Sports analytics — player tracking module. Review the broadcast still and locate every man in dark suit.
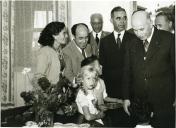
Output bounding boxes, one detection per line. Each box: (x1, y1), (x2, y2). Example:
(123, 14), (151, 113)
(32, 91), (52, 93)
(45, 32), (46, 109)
(89, 13), (110, 57)
(99, 6), (136, 127)
(123, 11), (175, 128)
(155, 11), (174, 33)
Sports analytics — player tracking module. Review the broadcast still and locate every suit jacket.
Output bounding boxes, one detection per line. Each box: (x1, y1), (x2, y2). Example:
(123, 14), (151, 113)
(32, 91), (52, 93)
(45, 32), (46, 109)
(123, 28), (175, 112)
(63, 40), (93, 82)
(99, 31), (136, 98)
(89, 31), (110, 57)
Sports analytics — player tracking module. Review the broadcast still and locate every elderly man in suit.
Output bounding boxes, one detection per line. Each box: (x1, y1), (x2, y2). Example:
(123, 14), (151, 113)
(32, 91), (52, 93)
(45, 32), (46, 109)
(99, 6), (136, 127)
(63, 23), (93, 84)
(89, 13), (110, 57)
(123, 11), (175, 128)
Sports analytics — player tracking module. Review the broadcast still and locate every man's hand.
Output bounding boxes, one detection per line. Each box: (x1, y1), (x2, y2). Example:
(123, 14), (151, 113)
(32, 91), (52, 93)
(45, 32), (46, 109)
(98, 111), (105, 119)
(75, 73), (82, 85)
(123, 99), (131, 116)
(72, 73), (82, 88)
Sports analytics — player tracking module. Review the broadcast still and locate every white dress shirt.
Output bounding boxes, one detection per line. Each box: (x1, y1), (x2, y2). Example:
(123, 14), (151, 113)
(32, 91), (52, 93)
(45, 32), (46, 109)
(113, 30), (125, 43)
(92, 31), (102, 39)
(73, 40), (87, 57)
(143, 26), (154, 47)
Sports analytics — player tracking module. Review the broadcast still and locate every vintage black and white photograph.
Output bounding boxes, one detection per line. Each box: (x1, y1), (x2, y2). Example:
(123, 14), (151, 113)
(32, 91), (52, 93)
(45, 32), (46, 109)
(1, 0), (175, 127)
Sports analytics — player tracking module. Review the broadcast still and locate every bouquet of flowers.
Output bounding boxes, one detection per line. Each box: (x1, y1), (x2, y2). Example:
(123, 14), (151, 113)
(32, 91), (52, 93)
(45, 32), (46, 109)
(20, 74), (77, 126)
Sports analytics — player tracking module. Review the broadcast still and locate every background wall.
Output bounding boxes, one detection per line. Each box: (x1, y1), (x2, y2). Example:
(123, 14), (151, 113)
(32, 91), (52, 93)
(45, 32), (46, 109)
(69, 0), (175, 35)
(69, 1), (136, 33)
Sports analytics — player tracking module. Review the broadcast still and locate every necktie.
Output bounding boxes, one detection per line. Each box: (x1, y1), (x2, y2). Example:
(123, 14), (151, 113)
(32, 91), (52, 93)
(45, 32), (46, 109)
(81, 49), (86, 58)
(143, 40), (149, 52)
(95, 33), (99, 45)
(116, 33), (121, 48)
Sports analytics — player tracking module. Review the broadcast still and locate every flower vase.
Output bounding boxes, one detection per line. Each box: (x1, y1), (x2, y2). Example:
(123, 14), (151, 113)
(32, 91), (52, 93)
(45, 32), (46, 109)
(35, 109), (54, 127)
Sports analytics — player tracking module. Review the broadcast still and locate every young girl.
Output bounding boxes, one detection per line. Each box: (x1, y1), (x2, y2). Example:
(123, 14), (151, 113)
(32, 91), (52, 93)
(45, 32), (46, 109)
(76, 56), (123, 126)
(76, 66), (105, 126)
(80, 55), (123, 106)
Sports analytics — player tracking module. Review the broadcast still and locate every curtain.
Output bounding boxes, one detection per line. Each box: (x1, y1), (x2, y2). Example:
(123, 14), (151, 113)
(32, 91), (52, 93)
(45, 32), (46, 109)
(1, 1), (69, 108)
(1, 1), (15, 107)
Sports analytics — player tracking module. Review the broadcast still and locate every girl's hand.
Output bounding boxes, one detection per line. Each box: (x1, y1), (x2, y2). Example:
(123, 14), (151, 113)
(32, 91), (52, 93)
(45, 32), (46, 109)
(98, 111), (105, 119)
(98, 104), (108, 111)
(116, 99), (124, 104)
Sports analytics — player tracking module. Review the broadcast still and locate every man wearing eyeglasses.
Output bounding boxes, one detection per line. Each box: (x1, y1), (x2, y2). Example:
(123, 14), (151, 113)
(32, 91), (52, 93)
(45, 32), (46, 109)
(99, 6), (136, 127)
(89, 13), (110, 57)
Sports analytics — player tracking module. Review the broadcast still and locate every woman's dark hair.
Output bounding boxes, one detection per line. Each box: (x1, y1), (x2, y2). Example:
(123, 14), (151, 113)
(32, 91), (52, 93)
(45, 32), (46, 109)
(81, 55), (98, 67)
(38, 21), (65, 47)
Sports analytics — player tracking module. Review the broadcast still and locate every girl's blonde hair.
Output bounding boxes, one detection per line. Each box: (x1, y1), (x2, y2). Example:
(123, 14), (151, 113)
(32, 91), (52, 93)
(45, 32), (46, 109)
(79, 65), (98, 95)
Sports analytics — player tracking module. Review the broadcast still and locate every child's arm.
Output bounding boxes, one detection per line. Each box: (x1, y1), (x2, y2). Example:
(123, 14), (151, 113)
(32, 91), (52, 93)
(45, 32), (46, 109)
(82, 106), (105, 121)
(104, 97), (123, 104)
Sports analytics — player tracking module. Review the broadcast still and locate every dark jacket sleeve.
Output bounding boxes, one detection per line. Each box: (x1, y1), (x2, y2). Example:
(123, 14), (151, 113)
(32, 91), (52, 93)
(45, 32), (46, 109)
(122, 39), (133, 100)
(99, 38), (105, 66)
(170, 34), (175, 98)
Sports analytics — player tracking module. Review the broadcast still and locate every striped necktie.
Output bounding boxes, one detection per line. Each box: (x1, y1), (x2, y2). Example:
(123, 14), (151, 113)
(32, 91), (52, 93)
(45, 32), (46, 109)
(143, 40), (149, 52)
(81, 49), (86, 58)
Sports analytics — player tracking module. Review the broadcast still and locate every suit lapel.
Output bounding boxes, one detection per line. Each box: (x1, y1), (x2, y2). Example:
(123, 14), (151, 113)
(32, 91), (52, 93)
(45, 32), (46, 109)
(136, 39), (145, 60)
(90, 32), (98, 47)
(121, 31), (129, 48)
(101, 31), (106, 39)
(145, 28), (160, 61)
(109, 33), (118, 47)
(85, 44), (92, 57)
(70, 40), (84, 60)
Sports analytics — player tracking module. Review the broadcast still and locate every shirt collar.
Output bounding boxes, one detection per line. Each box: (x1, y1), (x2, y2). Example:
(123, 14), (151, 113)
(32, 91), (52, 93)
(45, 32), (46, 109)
(73, 40), (82, 53)
(73, 40), (87, 57)
(147, 26), (154, 43)
(113, 30), (125, 41)
(92, 31), (102, 39)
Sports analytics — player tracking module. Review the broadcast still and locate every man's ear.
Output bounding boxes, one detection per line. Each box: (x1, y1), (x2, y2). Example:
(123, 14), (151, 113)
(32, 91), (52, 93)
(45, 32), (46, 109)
(110, 18), (113, 24)
(150, 19), (153, 27)
(169, 21), (173, 29)
(90, 21), (93, 26)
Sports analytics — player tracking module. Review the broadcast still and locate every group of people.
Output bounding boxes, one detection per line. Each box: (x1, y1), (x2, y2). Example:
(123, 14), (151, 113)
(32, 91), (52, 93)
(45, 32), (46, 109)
(35, 6), (175, 128)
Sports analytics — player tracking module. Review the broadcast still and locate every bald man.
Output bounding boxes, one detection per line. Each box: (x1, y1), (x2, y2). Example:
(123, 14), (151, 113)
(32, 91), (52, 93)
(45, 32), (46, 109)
(63, 23), (93, 83)
(89, 13), (110, 57)
(123, 11), (175, 128)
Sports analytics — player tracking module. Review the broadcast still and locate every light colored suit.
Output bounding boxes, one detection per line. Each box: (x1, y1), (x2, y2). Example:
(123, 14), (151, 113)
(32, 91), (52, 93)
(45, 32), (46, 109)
(89, 31), (110, 57)
(63, 40), (93, 82)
